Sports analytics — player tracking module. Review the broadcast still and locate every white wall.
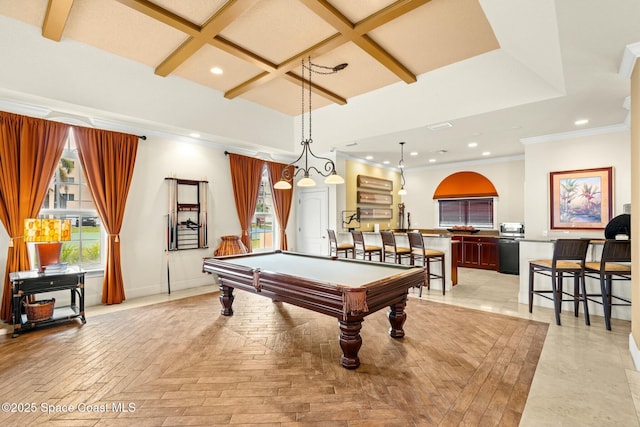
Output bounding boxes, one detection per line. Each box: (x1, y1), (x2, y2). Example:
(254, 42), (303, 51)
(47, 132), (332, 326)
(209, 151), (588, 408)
(401, 158), (525, 230)
(117, 136), (239, 304)
(523, 126), (631, 240)
(0, 134), (301, 308)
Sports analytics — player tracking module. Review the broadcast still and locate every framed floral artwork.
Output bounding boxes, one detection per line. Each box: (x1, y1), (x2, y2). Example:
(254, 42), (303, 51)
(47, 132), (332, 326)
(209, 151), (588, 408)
(550, 167), (613, 230)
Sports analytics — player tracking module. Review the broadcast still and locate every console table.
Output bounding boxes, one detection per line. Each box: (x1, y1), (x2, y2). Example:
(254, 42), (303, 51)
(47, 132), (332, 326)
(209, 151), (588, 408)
(10, 267), (86, 337)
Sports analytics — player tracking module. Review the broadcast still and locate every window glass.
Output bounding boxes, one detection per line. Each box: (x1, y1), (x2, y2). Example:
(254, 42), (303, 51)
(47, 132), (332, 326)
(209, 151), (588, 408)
(250, 166), (275, 251)
(39, 131), (103, 269)
(438, 198), (494, 229)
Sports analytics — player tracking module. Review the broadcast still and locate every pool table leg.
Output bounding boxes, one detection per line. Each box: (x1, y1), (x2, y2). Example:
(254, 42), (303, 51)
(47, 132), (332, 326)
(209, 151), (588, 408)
(388, 299), (407, 338)
(219, 284), (234, 316)
(338, 319), (363, 369)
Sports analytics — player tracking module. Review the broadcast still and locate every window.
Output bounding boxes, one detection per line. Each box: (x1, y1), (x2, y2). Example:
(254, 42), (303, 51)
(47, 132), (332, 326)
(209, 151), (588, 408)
(39, 131), (103, 269)
(250, 165), (275, 251)
(438, 198), (494, 229)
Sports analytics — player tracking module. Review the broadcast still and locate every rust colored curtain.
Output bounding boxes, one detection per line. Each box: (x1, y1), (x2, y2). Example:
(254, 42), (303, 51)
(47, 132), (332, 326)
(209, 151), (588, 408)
(228, 153), (264, 251)
(0, 112), (69, 322)
(74, 127), (139, 305)
(266, 161), (293, 250)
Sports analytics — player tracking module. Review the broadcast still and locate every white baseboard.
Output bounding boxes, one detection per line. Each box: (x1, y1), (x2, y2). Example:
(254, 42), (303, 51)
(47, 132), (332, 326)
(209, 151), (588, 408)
(629, 333), (640, 371)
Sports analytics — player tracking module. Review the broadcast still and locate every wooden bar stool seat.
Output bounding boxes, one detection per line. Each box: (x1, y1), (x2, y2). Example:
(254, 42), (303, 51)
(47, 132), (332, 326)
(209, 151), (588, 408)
(351, 230), (382, 261)
(380, 231), (412, 264)
(327, 229), (354, 258)
(583, 239), (631, 330)
(408, 231), (446, 296)
(528, 238), (591, 326)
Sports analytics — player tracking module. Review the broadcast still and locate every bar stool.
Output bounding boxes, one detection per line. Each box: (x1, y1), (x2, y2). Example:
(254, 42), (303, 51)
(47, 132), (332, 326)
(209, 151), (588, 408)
(528, 238), (591, 326)
(583, 239), (631, 330)
(327, 229), (354, 258)
(407, 231), (446, 296)
(351, 230), (382, 261)
(380, 231), (412, 264)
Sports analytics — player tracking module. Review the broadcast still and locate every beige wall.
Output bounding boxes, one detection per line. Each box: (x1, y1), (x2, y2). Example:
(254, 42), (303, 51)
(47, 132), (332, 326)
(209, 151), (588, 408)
(343, 159), (401, 231)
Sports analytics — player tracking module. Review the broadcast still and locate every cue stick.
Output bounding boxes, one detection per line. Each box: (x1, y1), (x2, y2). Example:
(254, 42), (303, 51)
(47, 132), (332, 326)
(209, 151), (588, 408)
(166, 214), (171, 295)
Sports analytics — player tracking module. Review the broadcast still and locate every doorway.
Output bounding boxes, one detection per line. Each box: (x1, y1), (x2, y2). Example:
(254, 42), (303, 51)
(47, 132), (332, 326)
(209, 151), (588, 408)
(296, 187), (329, 255)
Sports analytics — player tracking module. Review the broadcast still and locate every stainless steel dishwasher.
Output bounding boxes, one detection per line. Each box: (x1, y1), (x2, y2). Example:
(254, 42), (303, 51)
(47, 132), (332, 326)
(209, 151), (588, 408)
(497, 223), (524, 275)
(497, 238), (520, 275)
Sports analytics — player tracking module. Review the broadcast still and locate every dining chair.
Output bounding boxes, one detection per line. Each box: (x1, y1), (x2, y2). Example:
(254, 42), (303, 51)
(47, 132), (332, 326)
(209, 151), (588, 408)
(407, 231), (446, 296)
(327, 229), (354, 258)
(351, 230), (382, 261)
(583, 239), (631, 330)
(528, 238), (591, 326)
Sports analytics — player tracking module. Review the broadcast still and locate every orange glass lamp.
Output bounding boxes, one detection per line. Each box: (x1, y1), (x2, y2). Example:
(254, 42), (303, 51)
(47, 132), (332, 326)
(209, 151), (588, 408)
(24, 218), (71, 272)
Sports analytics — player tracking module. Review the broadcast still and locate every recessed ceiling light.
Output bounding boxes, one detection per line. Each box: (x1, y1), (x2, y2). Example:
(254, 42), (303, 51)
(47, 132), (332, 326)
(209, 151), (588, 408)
(468, 142), (478, 148)
(365, 155), (373, 160)
(482, 151), (491, 156)
(429, 158), (436, 163)
(210, 67), (223, 75)
(383, 160), (390, 165)
(574, 118), (589, 126)
(410, 151), (418, 156)
(189, 133), (200, 138)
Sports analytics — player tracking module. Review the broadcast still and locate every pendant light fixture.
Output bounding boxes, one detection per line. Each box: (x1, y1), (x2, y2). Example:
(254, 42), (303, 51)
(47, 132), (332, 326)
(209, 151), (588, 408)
(398, 142), (407, 195)
(274, 57), (347, 190)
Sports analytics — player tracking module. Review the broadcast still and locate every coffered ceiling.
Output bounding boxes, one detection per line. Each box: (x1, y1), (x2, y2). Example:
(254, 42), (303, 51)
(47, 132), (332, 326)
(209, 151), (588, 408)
(0, 0), (639, 168)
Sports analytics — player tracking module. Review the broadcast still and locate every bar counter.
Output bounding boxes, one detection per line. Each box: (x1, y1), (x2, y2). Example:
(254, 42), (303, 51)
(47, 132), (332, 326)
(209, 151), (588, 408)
(337, 231), (456, 293)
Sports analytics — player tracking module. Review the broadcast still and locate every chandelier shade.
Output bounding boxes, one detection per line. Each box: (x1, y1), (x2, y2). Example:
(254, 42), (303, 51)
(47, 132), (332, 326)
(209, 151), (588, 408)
(275, 57), (347, 189)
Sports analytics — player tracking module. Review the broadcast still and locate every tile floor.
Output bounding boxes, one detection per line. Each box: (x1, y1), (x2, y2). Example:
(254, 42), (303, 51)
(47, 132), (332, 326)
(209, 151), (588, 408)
(1, 266), (638, 425)
(417, 267), (639, 426)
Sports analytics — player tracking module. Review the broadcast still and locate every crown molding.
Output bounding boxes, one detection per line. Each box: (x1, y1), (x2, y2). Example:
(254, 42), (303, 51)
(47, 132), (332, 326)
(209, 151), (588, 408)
(619, 42), (640, 79)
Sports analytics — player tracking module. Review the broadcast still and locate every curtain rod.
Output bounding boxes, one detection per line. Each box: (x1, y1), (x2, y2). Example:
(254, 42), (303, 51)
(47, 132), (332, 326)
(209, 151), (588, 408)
(139, 135), (146, 140)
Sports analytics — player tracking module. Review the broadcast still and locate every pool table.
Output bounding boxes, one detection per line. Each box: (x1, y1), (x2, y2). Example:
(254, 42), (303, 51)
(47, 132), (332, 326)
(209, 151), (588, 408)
(202, 251), (425, 369)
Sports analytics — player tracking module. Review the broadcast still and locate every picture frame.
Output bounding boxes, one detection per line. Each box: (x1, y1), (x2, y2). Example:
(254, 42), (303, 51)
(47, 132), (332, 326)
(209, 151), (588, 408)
(357, 175), (393, 192)
(357, 208), (393, 220)
(357, 191), (393, 206)
(550, 167), (613, 230)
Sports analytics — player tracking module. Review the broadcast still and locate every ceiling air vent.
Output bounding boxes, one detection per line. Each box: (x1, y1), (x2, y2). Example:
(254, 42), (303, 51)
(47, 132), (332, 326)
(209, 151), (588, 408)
(428, 122), (453, 131)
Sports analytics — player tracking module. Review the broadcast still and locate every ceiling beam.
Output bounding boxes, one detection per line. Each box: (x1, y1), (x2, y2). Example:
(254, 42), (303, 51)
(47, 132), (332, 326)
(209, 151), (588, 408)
(116, 0), (429, 106)
(42, 0), (74, 41)
(155, 0), (256, 77)
(283, 72), (347, 105)
(355, 0), (432, 34)
(299, 0), (421, 84)
(224, 34), (345, 102)
(114, 0), (200, 36)
(210, 36), (277, 73)
(225, 0), (429, 100)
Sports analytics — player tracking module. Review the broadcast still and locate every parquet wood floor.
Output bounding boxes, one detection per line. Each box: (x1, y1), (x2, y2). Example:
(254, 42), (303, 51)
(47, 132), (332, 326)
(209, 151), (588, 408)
(0, 290), (547, 426)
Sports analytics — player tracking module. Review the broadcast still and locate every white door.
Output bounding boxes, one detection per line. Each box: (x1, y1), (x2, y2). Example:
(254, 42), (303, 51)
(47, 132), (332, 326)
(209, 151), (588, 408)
(297, 187), (329, 255)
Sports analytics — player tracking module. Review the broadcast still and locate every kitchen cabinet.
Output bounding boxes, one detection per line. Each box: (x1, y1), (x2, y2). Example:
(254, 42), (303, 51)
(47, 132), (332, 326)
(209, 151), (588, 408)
(452, 235), (498, 270)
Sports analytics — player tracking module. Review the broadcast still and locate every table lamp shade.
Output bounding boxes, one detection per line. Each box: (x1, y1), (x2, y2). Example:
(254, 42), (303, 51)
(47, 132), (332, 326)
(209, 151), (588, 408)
(24, 219), (71, 272)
